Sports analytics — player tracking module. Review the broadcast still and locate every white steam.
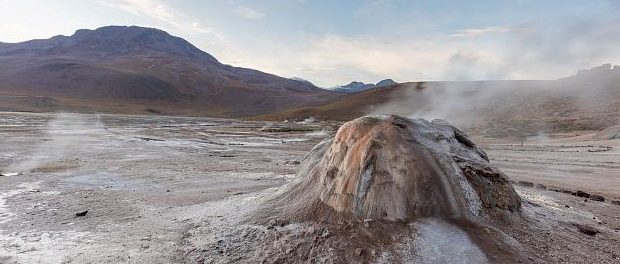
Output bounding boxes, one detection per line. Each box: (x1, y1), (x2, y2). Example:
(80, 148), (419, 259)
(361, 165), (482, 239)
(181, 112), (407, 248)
(367, 65), (620, 138)
(7, 113), (106, 173)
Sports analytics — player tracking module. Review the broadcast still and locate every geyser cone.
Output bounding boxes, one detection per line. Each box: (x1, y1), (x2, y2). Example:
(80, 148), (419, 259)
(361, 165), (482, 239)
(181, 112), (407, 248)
(258, 115), (521, 222)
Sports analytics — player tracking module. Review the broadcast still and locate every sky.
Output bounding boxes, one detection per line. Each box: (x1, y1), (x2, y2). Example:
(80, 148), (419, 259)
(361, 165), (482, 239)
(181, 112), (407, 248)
(1, 0), (619, 87)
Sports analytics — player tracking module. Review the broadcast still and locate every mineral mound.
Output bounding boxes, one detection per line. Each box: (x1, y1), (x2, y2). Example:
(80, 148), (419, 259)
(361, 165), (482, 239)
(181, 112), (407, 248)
(259, 115), (521, 222)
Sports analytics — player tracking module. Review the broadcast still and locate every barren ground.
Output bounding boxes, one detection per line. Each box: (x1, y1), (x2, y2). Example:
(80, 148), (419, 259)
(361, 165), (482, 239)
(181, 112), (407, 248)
(0, 112), (618, 263)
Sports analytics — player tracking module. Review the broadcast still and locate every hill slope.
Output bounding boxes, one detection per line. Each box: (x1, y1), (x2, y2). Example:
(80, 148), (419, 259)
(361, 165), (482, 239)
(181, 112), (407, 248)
(0, 26), (339, 116)
(258, 65), (620, 136)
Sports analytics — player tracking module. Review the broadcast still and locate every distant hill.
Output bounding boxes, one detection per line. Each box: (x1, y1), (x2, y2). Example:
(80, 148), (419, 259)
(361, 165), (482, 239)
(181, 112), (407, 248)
(257, 65), (620, 137)
(0, 26), (338, 116)
(333, 79), (398, 93)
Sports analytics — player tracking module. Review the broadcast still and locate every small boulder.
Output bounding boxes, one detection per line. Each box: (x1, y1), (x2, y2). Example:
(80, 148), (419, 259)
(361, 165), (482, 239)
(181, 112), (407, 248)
(589, 194), (605, 202)
(75, 210), (88, 217)
(575, 191), (590, 198)
(517, 181), (534, 188)
(573, 223), (599, 236)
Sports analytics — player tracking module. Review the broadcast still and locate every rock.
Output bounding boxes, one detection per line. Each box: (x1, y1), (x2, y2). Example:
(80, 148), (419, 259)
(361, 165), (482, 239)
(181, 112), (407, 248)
(611, 200), (620, 205)
(355, 248), (363, 256)
(267, 219), (289, 229)
(320, 229), (330, 238)
(75, 210), (88, 217)
(550, 188), (572, 194)
(285, 160), (301, 165)
(575, 191), (590, 198)
(573, 223), (599, 236)
(257, 115), (520, 222)
(517, 181), (534, 188)
(589, 194), (605, 202)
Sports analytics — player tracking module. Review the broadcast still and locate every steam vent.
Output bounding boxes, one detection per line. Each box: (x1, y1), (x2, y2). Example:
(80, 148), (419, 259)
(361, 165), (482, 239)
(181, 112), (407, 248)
(264, 115), (521, 222)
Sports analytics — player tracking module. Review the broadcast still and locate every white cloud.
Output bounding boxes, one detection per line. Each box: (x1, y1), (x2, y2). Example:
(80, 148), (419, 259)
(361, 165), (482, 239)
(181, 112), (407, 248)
(299, 35), (448, 83)
(99, 0), (213, 34)
(451, 25), (513, 38)
(232, 6), (265, 20)
(84, 2), (620, 87)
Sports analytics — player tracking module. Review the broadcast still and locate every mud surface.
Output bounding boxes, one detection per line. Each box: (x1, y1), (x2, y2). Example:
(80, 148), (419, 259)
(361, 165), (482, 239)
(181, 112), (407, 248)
(1, 112), (619, 263)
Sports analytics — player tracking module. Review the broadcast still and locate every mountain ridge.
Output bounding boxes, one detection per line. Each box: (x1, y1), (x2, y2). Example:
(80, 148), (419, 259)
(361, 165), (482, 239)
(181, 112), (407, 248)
(333, 78), (398, 93)
(0, 26), (338, 117)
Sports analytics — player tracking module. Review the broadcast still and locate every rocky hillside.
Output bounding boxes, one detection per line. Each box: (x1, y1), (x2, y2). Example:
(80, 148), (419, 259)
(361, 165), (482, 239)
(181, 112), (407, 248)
(259, 65), (620, 137)
(0, 26), (338, 116)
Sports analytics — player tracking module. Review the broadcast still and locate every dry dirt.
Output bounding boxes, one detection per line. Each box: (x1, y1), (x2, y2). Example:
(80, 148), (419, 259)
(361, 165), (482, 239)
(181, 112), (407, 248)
(0, 112), (619, 263)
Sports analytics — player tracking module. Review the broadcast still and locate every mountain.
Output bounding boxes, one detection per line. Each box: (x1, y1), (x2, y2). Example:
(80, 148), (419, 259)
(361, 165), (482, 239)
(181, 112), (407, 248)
(375, 78), (398, 87)
(333, 81), (373, 92)
(0, 26), (337, 116)
(333, 79), (398, 93)
(289, 77), (315, 86)
(256, 65), (620, 137)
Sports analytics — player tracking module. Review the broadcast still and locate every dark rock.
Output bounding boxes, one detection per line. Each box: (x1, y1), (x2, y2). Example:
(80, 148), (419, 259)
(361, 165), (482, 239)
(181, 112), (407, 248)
(535, 184), (547, 190)
(517, 181), (534, 188)
(575, 191), (590, 198)
(550, 187), (573, 194)
(75, 210), (88, 217)
(573, 223), (599, 236)
(611, 200), (620, 205)
(589, 194), (605, 202)
(285, 160), (301, 165)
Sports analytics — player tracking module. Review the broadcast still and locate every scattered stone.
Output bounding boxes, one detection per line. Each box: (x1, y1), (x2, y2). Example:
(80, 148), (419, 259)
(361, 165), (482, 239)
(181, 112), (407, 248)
(573, 223), (599, 236)
(137, 137), (164, 142)
(284, 160), (301, 165)
(75, 210), (88, 217)
(589, 194), (605, 202)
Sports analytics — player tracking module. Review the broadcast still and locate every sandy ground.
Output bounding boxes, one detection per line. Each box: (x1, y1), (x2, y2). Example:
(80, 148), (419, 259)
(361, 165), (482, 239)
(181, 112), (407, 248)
(479, 136), (620, 200)
(0, 112), (618, 263)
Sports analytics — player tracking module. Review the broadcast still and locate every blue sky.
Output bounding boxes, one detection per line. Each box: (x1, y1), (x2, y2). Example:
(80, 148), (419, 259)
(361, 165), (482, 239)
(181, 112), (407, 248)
(1, 0), (619, 87)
